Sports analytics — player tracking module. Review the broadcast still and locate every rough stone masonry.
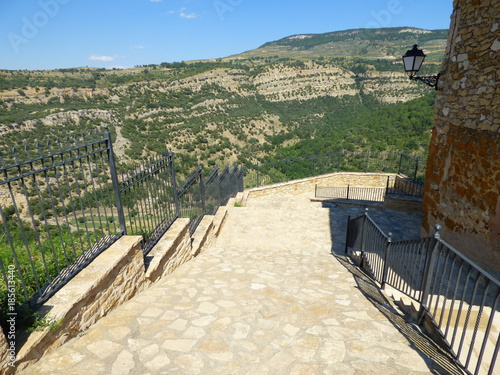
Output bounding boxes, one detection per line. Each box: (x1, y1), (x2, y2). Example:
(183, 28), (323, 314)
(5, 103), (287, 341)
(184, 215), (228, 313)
(422, 0), (500, 275)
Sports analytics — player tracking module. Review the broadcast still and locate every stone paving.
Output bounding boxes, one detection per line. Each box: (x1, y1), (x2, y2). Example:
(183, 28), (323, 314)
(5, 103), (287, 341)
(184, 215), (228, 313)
(18, 191), (462, 375)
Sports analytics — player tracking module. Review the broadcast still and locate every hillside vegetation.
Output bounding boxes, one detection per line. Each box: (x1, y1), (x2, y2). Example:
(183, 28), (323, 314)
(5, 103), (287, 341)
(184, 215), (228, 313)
(0, 27), (445, 175)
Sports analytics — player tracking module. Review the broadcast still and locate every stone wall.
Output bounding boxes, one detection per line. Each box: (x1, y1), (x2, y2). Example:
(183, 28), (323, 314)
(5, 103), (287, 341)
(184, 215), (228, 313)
(422, 0), (500, 274)
(247, 172), (397, 199)
(10, 236), (144, 374)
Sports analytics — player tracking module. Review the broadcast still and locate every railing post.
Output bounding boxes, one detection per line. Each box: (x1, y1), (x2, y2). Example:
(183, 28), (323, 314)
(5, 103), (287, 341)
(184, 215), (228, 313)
(347, 185), (350, 200)
(105, 127), (126, 235)
(418, 224), (441, 324)
(360, 208), (369, 267)
(344, 215), (351, 254)
(386, 175), (391, 196)
(257, 163), (260, 188)
(381, 232), (392, 290)
(199, 166), (206, 214)
(217, 167), (221, 207)
(170, 153), (180, 218)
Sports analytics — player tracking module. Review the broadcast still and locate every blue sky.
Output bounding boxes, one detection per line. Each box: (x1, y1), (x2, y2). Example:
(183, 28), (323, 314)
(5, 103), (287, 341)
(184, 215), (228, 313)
(0, 0), (454, 70)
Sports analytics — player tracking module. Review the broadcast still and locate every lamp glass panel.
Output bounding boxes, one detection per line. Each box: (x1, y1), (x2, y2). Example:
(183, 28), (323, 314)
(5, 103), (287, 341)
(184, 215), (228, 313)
(403, 56), (416, 72)
(413, 55), (425, 72)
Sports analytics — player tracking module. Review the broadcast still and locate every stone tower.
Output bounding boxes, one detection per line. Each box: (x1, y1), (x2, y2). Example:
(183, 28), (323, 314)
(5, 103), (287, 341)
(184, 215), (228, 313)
(422, 0), (500, 274)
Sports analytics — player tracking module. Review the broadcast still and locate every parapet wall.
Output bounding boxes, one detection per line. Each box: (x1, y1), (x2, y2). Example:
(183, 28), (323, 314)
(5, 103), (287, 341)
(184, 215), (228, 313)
(246, 172), (397, 199)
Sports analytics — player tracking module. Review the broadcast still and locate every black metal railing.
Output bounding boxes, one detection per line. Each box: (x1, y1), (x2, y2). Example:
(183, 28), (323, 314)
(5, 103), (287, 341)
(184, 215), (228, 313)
(0, 130), (122, 306)
(315, 185), (386, 202)
(178, 165), (243, 236)
(245, 151), (426, 188)
(345, 211), (500, 375)
(178, 167), (204, 236)
(386, 175), (424, 198)
(119, 152), (178, 255)
(0, 129), (243, 312)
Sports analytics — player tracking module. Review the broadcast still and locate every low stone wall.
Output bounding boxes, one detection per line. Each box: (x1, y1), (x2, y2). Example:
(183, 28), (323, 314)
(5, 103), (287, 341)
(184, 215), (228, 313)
(2, 204), (231, 374)
(246, 172), (397, 200)
(1, 326), (11, 371)
(10, 235), (144, 374)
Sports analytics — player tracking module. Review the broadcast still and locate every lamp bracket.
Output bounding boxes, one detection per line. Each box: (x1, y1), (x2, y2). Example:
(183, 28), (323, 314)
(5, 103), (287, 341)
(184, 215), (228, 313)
(410, 73), (441, 90)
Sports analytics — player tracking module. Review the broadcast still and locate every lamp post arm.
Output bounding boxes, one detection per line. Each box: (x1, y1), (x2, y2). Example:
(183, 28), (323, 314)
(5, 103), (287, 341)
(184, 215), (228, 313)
(410, 73), (441, 90)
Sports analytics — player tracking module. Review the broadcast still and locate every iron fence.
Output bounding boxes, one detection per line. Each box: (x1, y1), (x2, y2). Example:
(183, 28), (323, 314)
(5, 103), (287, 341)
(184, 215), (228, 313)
(345, 212), (500, 375)
(0, 130), (122, 306)
(177, 164), (243, 236)
(0, 129), (243, 317)
(119, 152), (178, 255)
(315, 185), (386, 202)
(386, 175), (424, 198)
(178, 167), (204, 236)
(245, 151), (426, 188)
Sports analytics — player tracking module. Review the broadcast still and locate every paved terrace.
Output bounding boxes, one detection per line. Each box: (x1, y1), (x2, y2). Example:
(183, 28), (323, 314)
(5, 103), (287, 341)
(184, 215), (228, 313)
(18, 189), (463, 375)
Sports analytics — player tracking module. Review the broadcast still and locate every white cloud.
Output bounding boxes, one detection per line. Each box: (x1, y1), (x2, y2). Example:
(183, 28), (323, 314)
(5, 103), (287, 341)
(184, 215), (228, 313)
(89, 55), (124, 62)
(150, 0), (162, 2)
(130, 45), (145, 50)
(89, 55), (115, 62)
(166, 7), (199, 19)
(180, 11), (198, 19)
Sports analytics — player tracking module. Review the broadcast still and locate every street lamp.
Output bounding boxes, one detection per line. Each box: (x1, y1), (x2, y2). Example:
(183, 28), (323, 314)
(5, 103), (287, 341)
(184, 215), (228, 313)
(402, 44), (440, 90)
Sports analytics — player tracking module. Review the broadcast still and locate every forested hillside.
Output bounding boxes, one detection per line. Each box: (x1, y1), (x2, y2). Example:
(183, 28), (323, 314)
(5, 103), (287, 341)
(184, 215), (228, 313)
(0, 27), (445, 175)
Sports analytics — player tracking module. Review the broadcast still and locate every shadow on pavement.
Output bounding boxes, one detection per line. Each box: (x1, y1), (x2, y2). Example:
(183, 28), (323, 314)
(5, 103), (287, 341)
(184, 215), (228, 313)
(331, 252), (464, 375)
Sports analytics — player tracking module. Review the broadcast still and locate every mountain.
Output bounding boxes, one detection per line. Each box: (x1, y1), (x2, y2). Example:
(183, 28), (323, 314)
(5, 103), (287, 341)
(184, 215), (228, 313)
(0, 27), (446, 175)
(226, 27), (448, 63)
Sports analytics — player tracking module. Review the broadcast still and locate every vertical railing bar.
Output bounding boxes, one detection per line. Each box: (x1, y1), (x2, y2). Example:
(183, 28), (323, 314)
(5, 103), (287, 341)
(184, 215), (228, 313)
(104, 128), (126, 235)
(67, 139), (92, 250)
(25, 145), (59, 277)
(57, 139), (83, 260)
(456, 271), (481, 360)
(0, 201), (29, 299)
(89, 137), (112, 236)
(153, 155), (169, 229)
(200, 167), (206, 215)
(136, 164), (151, 238)
(437, 250), (455, 328)
(170, 154), (180, 218)
(154, 155), (169, 228)
(487, 334), (500, 375)
(46, 142), (75, 265)
(39, 145), (71, 267)
(97, 139), (118, 235)
(450, 265), (473, 349)
(475, 290), (498, 375)
(428, 243), (445, 318)
(12, 148), (45, 292)
(444, 259), (466, 339)
(77, 139), (99, 246)
(418, 226), (442, 323)
(464, 277), (489, 369)
(84, 137), (109, 239)
(141, 157), (155, 237)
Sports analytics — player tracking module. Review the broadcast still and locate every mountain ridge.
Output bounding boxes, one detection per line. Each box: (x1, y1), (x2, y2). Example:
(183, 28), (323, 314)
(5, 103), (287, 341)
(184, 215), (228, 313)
(0, 26), (445, 174)
(226, 26), (447, 62)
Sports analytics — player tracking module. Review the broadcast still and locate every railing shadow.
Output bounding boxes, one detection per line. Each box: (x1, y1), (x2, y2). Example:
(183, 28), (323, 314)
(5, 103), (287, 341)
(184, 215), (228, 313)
(323, 202), (464, 374)
(332, 251), (464, 374)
